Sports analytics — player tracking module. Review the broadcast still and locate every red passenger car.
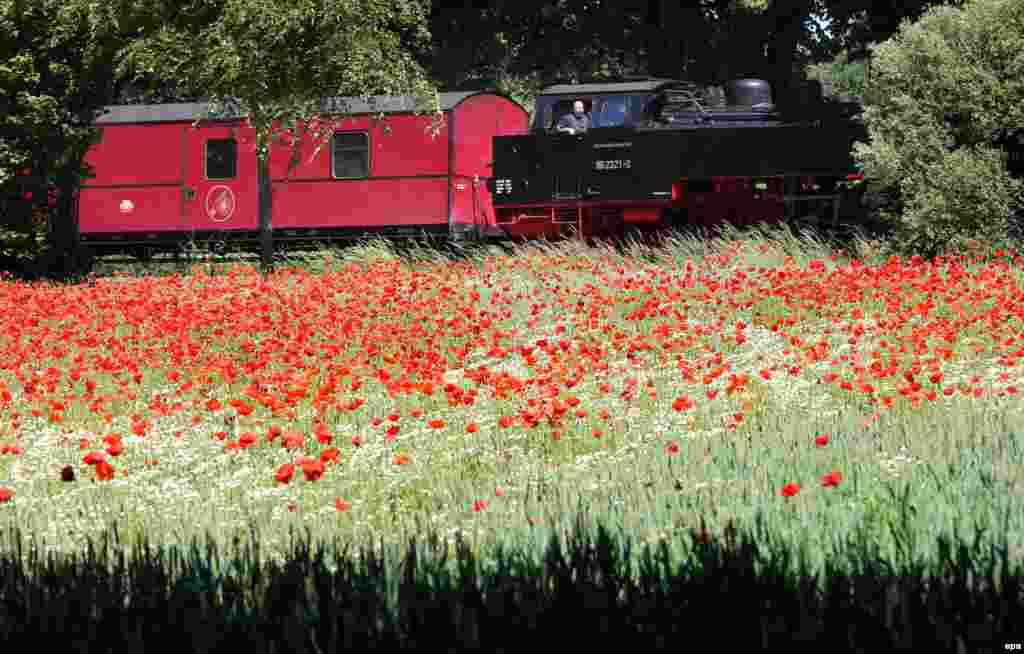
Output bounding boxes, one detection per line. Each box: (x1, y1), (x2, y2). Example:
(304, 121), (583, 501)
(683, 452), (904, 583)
(78, 91), (528, 255)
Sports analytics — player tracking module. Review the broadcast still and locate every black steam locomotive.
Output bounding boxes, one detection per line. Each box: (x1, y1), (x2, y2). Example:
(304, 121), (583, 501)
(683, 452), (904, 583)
(487, 78), (869, 237)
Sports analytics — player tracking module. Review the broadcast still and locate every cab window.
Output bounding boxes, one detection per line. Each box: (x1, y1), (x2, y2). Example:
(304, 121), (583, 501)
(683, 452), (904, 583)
(547, 99), (593, 130)
(594, 96), (630, 128)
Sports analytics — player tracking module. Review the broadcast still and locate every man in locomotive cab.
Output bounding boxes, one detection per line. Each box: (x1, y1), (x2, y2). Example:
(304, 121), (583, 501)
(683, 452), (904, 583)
(556, 100), (591, 135)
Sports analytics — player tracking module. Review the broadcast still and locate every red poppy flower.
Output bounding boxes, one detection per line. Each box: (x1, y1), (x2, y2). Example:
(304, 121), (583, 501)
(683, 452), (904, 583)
(336, 498), (352, 512)
(82, 451), (106, 466)
(821, 470), (842, 487)
(281, 430), (304, 449)
(0, 487), (12, 502)
(815, 434), (830, 446)
(315, 423), (333, 445)
(301, 459), (324, 481)
(392, 453), (411, 465)
(95, 460), (115, 481)
(428, 418), (446, 429)
(239, 432), (258, 448)
(466, 422), (478, 434)
(779, 483), (800, 497)
(672, 396), (694, 412)
(275, 463), (295, 484)
(320, 447), (340, 466)
(666, 441), (680, 456)
(266, 425), (283, 443)
(231, 400), (254, 416)
(472, 499), (488, 512)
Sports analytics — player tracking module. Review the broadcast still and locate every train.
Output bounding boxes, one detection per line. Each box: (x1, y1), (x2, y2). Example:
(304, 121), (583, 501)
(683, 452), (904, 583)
(15, 77), (874, 261)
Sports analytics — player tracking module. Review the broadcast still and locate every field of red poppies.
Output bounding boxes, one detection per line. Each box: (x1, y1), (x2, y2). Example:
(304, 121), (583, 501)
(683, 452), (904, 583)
(1, 233), (1023, 575)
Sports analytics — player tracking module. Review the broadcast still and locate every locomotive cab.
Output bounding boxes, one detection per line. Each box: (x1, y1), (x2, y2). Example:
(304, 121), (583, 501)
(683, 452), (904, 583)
(536, 94), (650, 132)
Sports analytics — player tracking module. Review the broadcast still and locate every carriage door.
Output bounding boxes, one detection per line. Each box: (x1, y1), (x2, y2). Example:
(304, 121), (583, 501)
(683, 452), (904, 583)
(183, 124), (258, 233)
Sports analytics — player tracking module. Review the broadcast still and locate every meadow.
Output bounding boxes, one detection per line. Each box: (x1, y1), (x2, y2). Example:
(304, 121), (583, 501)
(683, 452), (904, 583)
(1, 227), (1023, 593)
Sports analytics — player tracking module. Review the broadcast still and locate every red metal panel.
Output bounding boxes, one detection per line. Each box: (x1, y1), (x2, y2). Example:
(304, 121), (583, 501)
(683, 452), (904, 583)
(79, 123), (186, 234)
(449, 95), (530, 230)
(370, 115), (448, 178)
(183, 123), (259, 232)
(83, 124), (185, 186)
(271, 177), (449, 229)
(78, 186), (184, 234)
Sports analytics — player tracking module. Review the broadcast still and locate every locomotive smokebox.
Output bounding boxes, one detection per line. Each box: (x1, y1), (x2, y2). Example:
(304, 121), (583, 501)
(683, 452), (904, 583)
(725, 79), (773, 109)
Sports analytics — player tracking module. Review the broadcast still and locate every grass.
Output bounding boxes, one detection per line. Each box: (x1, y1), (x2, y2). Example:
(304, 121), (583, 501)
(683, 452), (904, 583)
(1, 226), (1023, 591)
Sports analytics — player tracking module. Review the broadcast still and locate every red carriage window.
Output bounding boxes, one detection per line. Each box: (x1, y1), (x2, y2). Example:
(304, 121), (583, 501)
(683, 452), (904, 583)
(205, 139), (237, 180)
(332, 131), (369, 179)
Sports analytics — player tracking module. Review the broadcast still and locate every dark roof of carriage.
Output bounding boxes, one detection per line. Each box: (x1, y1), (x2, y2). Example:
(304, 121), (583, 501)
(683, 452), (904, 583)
(94, 91), (492, 125)
(538, 79), (685, 96)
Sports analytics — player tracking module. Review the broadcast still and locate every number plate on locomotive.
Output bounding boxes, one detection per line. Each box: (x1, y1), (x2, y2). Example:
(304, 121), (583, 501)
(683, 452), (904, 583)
(594, 159), (631, 171)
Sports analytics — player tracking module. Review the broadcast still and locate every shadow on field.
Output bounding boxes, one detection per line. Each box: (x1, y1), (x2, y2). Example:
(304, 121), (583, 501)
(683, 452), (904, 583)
(0, 513), (1020, 651)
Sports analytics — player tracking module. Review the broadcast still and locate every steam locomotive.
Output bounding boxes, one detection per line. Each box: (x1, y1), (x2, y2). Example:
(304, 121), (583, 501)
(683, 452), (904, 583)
(487, 77), (870, 238)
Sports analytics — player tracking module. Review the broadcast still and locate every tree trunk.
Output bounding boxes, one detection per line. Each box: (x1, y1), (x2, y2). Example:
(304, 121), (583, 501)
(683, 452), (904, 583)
(646, 1), (705, 80)
(646, 0), (678, 78)
(765, 0), (814, 109)
(258, 155), (273, 274)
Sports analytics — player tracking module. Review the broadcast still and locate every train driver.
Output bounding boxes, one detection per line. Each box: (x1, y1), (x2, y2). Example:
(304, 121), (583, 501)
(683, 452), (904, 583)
(556, 100), (591, 135)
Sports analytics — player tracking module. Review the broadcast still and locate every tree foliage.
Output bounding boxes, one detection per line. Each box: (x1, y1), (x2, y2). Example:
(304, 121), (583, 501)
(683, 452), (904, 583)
(851, 0), (1024, 256)
(120, 0), (440, 158)
(0, 0), (164, 271)
(805, 51), (868, 99)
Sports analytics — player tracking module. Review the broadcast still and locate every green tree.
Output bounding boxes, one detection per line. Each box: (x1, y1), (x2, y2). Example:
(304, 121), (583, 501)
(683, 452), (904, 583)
(121, 0), (440, 271)
(0, 0), (189, 276)
(805, 50), (868, 99)
(0, 0), (133, 273)
(851, 0), (1024, 256)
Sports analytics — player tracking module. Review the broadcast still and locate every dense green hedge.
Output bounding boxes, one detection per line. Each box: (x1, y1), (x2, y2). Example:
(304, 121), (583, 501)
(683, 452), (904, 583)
(853, 0), (1024, 256)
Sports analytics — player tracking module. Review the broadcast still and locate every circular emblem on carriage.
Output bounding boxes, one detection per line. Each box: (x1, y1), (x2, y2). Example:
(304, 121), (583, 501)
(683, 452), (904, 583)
(205, 185), (236, 223)
(119, 199), (135, 214)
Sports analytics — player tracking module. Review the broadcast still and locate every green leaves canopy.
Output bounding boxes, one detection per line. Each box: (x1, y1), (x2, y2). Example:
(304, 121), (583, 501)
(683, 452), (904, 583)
(852, 0), (1024, 253)
(119, 0), (441, 157)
